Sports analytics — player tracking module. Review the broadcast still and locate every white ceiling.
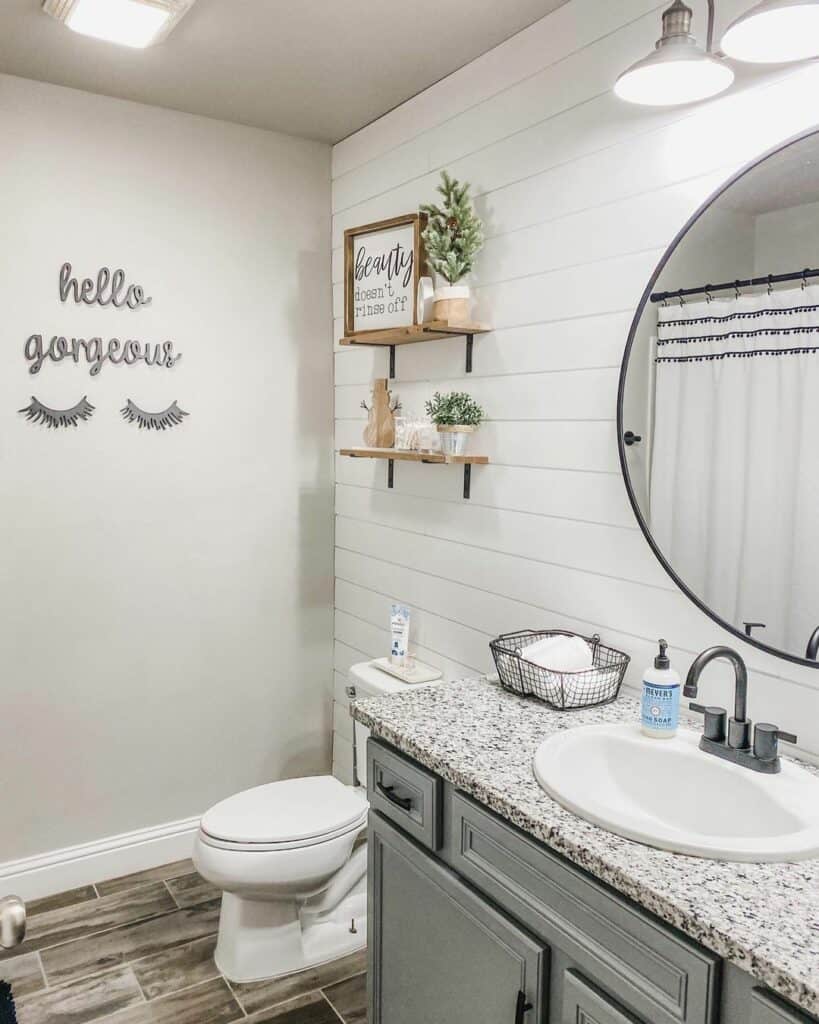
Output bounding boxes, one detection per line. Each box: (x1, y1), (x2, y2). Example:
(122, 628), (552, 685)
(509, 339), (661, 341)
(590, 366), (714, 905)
(717, 132), (819, 216)
(0, 0), (570, 143)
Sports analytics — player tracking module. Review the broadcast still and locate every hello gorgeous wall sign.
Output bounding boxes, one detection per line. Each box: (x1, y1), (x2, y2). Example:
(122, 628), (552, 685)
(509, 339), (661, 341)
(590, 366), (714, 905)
(24, 263), (183, 376)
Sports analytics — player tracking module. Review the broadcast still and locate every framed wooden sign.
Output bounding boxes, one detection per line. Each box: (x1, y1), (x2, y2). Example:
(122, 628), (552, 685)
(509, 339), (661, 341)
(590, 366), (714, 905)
(344, 213), (426, 337)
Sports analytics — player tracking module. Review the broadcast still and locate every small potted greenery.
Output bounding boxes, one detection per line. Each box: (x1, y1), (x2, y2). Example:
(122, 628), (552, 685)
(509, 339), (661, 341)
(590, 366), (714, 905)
(421, 171), (484, 326)
(425, 391), (485, 456)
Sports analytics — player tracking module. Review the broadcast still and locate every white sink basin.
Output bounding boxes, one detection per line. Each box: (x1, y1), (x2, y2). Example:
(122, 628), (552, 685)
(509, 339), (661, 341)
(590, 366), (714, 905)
(533, 724), (819, 862)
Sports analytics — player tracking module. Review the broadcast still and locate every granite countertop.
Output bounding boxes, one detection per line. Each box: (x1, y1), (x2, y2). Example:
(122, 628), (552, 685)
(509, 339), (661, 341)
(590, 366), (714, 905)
(352, 676), (819, 1016)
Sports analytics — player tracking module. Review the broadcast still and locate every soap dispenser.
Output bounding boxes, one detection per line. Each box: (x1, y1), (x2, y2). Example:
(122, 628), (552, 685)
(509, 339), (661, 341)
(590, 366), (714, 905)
(641, 640), (680, 739)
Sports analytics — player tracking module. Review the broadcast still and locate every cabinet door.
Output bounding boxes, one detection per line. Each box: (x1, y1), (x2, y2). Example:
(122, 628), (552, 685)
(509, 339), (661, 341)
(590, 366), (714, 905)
(563, 970), (646, 1024)
(369, 812), (548, 1024)
(750, 989), (817, 1024)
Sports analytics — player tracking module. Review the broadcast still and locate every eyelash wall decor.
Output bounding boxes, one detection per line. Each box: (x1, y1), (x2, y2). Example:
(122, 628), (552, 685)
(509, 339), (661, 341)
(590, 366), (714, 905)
(18, 396), (95, 428)
(121, 399), (189, 430)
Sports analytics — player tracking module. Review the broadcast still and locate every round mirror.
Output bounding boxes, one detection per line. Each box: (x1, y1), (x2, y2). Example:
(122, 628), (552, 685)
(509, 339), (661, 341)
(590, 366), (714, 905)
(619, 128), (819, 668)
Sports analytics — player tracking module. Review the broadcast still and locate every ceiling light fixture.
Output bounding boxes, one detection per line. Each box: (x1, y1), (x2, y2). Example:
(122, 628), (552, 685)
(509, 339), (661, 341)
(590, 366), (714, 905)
(42, 0), (196, 49)
(614, 0), (734, 106)
(721, 0), (819, 63)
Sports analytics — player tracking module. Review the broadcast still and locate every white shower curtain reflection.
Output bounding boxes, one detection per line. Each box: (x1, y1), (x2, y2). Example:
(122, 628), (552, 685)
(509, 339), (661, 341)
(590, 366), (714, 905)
(650, 283), (819, 655)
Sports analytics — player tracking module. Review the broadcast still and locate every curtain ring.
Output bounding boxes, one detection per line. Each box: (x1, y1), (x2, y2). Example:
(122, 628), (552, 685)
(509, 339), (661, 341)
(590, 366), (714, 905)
(734, 280), (741, 300)
(705, 285), (713, 304)
(803, 269), (809, 291)
(767, 274), (773, 297)
(678, 288), (685, 308)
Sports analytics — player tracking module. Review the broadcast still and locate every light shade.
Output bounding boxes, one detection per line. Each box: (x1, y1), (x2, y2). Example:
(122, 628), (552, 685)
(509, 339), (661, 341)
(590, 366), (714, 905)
(42, 0), (196, 49)
(615, 0), (735, 106)
(721, 0), (819, 63)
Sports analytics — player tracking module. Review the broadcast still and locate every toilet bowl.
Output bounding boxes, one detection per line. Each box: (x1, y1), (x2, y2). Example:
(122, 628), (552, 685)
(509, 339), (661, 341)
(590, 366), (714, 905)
(194, 661), (437, 983)
(194, 776), (368, 982)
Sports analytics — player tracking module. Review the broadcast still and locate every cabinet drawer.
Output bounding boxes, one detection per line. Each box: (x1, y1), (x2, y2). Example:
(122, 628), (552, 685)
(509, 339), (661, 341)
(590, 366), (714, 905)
(367, 739), (442, 850)
(446, 791), (718, 1024)
(751, 989), (816, 1024)
(564, 970), (645, 1024)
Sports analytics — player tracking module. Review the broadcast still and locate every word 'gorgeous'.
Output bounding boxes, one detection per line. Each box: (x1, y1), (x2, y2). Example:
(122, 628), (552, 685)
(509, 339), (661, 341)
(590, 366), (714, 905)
(25, 335), (180, 376)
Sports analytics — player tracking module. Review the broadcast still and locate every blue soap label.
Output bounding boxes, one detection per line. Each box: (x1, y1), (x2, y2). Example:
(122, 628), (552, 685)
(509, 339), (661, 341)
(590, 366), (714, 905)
(641, 681), (680, 731)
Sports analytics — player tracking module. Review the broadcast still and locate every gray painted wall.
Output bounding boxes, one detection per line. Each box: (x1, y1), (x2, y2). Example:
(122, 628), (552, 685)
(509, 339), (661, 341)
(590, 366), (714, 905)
(0, 74), (334, 860)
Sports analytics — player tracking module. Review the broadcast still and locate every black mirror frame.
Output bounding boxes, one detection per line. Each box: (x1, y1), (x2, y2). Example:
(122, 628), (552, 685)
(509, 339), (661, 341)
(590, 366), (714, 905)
(617, 125), (819, 671)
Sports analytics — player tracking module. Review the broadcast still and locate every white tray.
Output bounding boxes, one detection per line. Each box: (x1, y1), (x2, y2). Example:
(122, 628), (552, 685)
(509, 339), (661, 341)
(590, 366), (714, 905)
(371, 657), (443, 685)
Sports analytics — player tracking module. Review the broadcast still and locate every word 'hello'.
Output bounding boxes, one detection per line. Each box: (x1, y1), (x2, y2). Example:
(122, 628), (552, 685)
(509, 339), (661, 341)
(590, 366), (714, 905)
(60, 263), (152, 310)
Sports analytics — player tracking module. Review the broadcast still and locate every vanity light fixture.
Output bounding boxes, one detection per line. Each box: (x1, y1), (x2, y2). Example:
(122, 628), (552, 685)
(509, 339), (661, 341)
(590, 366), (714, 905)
(721, 0), (819, 63)
(614, 0), (734, 106)
(42, 0), (197, 49)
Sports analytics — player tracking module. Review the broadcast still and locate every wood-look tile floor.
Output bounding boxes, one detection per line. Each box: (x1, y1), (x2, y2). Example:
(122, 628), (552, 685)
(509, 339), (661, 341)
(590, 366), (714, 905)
(3, 860), (367, 1024)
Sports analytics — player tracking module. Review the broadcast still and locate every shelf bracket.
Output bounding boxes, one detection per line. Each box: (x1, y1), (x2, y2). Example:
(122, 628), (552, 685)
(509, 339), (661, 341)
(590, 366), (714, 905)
(463, 464), (472, 500)
(387, 459), (394, 489)
(465, 334), (473, 374)
(389, 345), (395, 380)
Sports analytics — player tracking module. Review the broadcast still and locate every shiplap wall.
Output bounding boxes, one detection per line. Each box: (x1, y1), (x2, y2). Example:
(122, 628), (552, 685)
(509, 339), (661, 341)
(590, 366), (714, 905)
(330, 0), (819, 778)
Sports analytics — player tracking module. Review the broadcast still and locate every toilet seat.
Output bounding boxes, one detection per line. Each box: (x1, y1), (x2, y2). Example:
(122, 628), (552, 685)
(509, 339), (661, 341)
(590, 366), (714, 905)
(199, 815), (367, 853)
(200, 775), (368, 852)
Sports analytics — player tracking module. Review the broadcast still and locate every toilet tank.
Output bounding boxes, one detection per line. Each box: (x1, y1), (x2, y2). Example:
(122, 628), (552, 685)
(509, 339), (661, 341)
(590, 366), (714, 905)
(348, 661), (438, 789)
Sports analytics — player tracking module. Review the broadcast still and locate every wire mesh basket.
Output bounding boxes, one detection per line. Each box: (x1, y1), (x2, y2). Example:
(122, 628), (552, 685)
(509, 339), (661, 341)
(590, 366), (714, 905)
(490, 629), (630, 710)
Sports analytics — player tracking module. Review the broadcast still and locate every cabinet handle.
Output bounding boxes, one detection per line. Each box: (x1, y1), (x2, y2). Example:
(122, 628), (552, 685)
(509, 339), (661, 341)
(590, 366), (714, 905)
(514, 990), (533, 1024)
(376, 780), (412, 812)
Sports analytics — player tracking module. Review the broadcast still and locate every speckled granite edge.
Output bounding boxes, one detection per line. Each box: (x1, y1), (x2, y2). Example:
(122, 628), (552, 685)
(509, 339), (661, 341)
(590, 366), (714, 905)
(352, 677), (819, 1016)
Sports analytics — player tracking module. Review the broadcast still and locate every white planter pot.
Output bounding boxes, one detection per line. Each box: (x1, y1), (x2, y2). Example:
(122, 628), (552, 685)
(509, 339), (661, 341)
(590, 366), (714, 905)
(437, 424), (475, 456)
(417, 277), (435, 324)
(433, 284), (471, 325)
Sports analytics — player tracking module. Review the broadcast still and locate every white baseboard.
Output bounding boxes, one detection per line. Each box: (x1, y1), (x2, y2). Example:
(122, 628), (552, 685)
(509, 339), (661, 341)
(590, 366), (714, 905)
(0, 816), (201, 902)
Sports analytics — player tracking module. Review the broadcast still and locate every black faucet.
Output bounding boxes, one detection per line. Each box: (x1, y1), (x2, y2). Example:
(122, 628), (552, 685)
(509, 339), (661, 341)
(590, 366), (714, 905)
(806, 627), (819, 661)
(684, 646), (797, 774)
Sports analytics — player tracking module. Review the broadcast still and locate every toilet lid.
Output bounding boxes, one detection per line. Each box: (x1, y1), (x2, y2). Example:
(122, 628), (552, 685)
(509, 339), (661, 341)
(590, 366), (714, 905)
(200, 776), (367, 846)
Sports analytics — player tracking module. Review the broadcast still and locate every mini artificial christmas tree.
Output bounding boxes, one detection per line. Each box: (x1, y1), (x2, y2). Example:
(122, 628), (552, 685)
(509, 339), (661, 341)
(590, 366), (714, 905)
(421, 171), (484, 324)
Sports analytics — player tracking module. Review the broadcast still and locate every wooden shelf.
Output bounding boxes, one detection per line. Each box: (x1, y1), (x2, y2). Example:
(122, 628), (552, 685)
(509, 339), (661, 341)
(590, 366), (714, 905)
(340, 447), (489, 498)
(340, 447), (488, 465)
(338, 321), (491, 377)
(339, 321), (490, 347)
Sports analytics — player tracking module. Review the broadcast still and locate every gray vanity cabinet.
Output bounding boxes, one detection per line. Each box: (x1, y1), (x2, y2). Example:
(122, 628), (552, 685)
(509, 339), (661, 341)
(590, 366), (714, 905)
(368, 813), (547, 1024)
(366, 738), (818, 1024)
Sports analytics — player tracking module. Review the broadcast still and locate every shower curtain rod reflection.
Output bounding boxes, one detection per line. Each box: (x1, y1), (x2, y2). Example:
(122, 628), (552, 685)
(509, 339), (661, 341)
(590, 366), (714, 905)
(650, 267), (819, 304)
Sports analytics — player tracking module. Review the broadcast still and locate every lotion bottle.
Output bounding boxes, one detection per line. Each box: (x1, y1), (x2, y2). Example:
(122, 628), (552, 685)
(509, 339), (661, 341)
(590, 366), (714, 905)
(641, 640), (680, 739)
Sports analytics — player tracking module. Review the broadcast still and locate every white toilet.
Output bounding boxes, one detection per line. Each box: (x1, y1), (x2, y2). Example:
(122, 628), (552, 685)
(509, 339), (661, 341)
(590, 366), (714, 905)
(194, 661), (430, 983)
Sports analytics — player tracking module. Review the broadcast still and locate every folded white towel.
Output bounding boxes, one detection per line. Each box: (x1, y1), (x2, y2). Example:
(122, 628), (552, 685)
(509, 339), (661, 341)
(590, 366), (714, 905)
(562, 666), (620, 707)
(516, 634), (564, 660)
(520, 634), (594, 673)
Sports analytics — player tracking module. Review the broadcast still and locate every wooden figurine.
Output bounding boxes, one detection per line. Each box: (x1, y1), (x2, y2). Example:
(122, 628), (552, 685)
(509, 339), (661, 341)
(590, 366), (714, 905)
(361, 378), (399, 448)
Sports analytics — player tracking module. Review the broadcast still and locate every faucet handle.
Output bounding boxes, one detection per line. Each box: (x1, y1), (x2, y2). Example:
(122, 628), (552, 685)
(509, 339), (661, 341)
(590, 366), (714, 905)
(753, 723), (798, 763)
(689, 703), (727, 743)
